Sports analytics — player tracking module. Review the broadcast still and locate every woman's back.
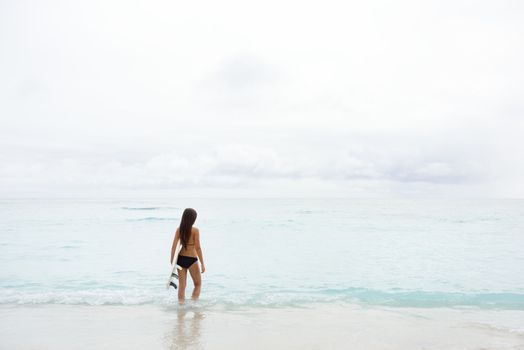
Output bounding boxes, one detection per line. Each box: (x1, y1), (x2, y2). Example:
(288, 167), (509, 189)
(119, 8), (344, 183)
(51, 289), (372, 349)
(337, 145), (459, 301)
(179, 226), (198, 257)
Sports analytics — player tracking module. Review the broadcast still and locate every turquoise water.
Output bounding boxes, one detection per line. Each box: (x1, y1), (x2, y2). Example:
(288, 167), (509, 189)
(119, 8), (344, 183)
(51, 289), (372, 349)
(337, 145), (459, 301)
(1, 198), (523, 309)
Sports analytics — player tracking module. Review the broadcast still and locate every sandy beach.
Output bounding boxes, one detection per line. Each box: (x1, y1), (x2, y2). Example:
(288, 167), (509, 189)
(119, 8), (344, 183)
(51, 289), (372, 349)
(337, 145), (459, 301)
(1, 303), (523, 350)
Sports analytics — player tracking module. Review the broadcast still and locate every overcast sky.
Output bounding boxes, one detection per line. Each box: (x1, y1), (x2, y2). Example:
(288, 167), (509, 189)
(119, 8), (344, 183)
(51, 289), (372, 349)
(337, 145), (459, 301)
(1, 0), (523, 198)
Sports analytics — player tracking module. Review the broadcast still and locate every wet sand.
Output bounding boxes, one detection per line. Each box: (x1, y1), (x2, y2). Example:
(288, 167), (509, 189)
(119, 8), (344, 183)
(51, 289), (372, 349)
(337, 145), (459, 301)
(1, 303), (523, 349)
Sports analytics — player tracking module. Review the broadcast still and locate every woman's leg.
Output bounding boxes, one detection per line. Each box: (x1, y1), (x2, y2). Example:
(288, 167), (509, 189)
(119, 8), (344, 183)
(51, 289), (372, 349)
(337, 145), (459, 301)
(178, 268), (188, 301)
(188, 262), (202, 300)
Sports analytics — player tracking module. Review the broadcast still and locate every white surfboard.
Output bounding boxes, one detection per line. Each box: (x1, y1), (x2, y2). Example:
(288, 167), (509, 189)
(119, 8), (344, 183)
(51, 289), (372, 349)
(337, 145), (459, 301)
(166, 240), (183, 289)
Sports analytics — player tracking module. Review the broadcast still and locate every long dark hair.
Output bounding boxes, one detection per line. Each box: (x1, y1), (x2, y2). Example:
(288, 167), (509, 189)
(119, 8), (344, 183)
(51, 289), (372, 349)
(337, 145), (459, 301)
(179, 208), (197, 248)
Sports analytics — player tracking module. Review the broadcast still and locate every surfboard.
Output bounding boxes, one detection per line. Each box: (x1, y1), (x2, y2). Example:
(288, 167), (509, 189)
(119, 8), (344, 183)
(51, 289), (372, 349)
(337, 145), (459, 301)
(166, 240), (183, 290)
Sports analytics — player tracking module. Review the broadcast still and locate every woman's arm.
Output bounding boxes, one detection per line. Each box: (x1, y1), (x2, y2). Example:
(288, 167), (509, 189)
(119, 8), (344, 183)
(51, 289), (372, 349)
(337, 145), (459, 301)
(194, 229), (205, 273)
(170, 228), (180, 264)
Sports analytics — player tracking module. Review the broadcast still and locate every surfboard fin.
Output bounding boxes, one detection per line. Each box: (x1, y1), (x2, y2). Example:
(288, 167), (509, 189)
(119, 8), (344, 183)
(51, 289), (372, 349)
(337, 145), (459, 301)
(169, 281), (178, 289)
(171, 273), (179, 279)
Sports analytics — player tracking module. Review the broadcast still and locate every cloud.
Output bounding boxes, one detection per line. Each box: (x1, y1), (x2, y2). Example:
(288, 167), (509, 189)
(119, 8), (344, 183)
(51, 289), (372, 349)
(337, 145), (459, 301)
(0, 129), (493, 198)
(215, 55), (278, 92)
(0, 0), (523, 197)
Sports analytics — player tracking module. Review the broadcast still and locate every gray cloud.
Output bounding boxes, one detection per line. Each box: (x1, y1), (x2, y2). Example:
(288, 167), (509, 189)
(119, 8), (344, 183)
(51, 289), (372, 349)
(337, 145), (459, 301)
(215, 55), (278, 92)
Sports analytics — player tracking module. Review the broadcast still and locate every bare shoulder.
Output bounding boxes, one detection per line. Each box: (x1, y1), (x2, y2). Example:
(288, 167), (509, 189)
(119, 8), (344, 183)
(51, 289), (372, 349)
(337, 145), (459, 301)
(192, 227), (200, 238)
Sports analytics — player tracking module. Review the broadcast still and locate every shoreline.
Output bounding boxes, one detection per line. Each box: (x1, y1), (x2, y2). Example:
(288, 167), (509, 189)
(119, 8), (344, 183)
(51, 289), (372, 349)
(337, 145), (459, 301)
(1, 303), (523, 349)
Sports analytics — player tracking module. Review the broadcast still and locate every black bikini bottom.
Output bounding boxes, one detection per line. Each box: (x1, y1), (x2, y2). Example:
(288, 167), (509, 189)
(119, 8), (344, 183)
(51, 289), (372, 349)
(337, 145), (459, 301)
(177, 255), (198, 268)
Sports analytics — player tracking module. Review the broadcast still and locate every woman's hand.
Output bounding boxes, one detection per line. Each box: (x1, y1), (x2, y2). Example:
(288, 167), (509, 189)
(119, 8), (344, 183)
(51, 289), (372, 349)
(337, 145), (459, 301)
(201, 263), (206, 273)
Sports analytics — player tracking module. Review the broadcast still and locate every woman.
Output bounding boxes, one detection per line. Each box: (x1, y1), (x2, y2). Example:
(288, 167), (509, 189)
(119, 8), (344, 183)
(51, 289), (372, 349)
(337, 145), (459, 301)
(170, 208), (205, 301)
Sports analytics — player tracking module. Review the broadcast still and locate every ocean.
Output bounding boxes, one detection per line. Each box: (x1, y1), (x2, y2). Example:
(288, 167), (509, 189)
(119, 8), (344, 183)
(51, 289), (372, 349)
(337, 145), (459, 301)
(1, 198), (523, 310)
